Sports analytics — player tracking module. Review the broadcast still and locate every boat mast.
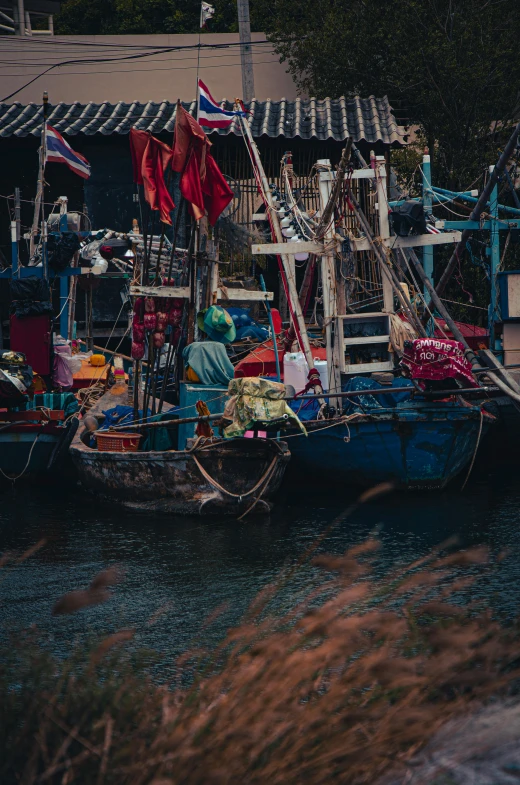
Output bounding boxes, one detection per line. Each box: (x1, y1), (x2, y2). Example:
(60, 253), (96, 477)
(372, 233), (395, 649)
(30, 91), (48, 260)
(237, 113), (323, 393)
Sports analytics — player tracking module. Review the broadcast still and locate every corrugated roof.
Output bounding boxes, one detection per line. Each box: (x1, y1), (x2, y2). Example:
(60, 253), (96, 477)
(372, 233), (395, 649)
(0, 96), (406, 145)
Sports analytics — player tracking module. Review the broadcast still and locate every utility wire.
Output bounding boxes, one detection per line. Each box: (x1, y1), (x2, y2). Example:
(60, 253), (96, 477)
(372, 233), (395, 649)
(1, 40), (277, 101)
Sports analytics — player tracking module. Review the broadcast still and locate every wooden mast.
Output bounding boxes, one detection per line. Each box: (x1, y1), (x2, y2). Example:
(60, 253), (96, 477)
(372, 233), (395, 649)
(238, 112), (323, 393)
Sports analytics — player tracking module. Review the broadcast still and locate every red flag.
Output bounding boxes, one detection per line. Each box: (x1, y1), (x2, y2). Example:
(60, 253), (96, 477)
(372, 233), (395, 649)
(129, 129), (149, 185)
(171, 103), (232, 225)
(180, 149), (205, 221)
(130, 129), (175, 225)
(172, 102), (208, 175)
(203, 154), (234, 225)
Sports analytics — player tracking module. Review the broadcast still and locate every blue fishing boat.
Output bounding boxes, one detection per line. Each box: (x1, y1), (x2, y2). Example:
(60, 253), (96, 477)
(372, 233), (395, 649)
(0, 391), (79, 481)
(285, 398), (492, 490)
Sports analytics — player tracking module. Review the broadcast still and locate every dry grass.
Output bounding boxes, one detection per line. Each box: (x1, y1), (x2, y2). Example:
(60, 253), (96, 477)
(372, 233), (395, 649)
(1, 502), (519, 784)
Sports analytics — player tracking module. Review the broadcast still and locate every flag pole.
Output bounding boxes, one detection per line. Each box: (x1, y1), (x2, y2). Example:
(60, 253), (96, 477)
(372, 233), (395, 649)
(196, 4), (202, 121)
(30, 90), (48, 260)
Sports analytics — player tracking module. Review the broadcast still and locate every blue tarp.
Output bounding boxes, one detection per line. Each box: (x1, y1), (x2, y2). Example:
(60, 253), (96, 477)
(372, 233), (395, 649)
(341, 377), (414, 414)
(99, 405), (181, 451)
(288, 377), (415, 420)
(228, 307), (269, 342)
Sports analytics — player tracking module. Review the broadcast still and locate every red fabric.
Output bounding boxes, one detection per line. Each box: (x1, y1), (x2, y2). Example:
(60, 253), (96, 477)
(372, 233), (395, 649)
(129, 129), (149, 185)
(401, 338), (478, 390)
(172, 103), (208, 175)
(130, 129), (175, 224)
(172, 104), (232, 225)
(202, 153), (234, 225)
(181, 148), (205, 220)
(270, 308), (283, 334)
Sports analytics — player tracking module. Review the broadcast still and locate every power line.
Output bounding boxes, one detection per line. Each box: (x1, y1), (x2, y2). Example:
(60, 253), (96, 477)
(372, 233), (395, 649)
(0, 36), (272, 51)
(0, 43), (275, 67)
(0, 40), (281, 100)
(0, 41), (274, 66)
(0, 56), (281, 78)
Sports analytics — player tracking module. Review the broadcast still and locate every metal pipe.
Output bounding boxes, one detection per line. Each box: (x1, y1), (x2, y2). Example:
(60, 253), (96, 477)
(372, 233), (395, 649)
(435, 121), (520, 299)
(432, 186), (520, 217)
(289, 385), (490, 401)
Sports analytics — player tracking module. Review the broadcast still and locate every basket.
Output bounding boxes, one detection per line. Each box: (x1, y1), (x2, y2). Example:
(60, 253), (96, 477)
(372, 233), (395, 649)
(94, 431), (142, 452)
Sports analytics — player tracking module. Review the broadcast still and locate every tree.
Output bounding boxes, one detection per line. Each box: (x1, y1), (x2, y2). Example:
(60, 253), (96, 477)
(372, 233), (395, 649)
(257, 0), (520, 187)
(54, 0), (242, 36)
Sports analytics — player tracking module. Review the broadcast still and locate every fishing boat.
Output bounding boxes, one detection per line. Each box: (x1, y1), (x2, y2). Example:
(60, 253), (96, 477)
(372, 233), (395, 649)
(228, 123), (497, 490)
(69, 388), (289, 516)
(285, 398), (493, 490)
(0, 350), (79, 481)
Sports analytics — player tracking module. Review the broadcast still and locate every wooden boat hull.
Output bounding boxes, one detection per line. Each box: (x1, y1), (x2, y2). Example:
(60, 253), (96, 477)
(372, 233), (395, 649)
(70, 434), (290, 515)
(285, 402), (492, 489)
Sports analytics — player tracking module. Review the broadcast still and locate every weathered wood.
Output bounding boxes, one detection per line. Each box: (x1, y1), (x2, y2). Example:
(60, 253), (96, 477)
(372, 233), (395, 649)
(352, 232), (461, 252)
(130, 284), (273, 302)
(219, 289), (274, 302)
(251, 241), (324, 256)
(71, 389), (290, 516)
(130, 285), (191, 299)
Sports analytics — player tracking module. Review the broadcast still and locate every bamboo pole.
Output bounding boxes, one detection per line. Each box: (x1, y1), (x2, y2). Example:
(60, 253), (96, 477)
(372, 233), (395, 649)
(105, 382), (491, 432)
(315, 141), (352, 238)
(346, 190), (427, 337)
(238, 113), (323, 393)
(404, 247), (520, 406)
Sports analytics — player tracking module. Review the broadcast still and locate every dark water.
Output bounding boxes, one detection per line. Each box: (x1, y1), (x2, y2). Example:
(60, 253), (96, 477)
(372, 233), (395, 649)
(1, 428), (520, 670)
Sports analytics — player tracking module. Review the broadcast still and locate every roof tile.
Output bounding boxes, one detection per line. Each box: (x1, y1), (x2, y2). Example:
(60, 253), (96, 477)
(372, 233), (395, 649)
(0, 97), (406, 145)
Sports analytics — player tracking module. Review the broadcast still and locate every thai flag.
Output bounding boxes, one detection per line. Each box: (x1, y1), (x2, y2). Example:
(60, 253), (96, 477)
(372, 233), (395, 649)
(45, 124), (91, 179)
(197, 79), (246, 129)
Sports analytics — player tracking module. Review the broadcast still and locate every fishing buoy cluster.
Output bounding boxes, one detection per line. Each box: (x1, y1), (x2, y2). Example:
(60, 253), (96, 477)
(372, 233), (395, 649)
(269, 180), (316, 262)
(132, 296), (183, 359)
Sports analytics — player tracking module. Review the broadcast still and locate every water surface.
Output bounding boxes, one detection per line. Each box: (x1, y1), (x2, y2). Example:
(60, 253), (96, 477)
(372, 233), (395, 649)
(1, 429), (519, 670)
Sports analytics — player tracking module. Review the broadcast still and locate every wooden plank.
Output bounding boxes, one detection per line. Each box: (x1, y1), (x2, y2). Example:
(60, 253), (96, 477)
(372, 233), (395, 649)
(344, 334), (390, 346)
(320, 169), (376, 182)
(130, 285), (191, 299)
(131, 284), (273, 302)
(217, 288), (273, 302)
(251, 241), (324, 256)
(343, 361), (394, 375)
(351, 231), (462, 252)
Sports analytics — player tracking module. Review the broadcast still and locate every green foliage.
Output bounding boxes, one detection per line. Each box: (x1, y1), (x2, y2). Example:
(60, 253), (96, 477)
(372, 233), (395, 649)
(54, 0), (242, 35)
(259, 0), (520, 187)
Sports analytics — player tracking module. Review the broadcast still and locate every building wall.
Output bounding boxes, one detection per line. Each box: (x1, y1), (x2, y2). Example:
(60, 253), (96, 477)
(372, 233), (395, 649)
(1, 33), (299, 105)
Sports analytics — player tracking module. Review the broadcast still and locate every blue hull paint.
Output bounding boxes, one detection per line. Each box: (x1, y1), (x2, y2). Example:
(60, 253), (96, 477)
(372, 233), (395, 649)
(0, 432), (66, 478)
(286, 402), (490, 489)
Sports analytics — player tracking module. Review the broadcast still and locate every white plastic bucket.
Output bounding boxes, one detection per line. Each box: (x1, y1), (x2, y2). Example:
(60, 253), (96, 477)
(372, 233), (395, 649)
(313, 358), (329, 391)
(283, 352), (309, 392)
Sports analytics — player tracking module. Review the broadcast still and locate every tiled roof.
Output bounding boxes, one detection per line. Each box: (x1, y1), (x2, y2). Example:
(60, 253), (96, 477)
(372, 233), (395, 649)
(0, 96), (406, 145)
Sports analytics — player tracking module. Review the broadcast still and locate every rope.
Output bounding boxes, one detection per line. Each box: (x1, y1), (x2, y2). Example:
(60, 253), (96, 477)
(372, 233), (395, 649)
(191, 446), (280, 501)
(282, 415), (350, 438)
(0, 433), (40, 482)
(460, 408), (484, 491)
